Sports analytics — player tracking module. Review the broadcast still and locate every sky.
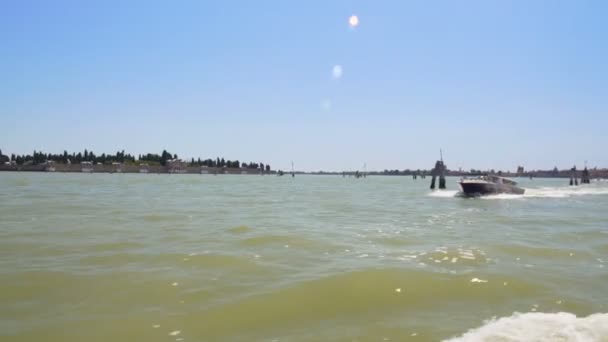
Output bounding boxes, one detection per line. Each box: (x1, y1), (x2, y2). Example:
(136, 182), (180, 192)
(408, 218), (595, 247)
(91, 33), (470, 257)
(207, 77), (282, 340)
(1, 0), (607, 172)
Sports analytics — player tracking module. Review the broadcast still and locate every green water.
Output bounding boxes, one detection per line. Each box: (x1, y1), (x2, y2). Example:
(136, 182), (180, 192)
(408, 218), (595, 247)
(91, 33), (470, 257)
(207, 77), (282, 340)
(1, 172), (608, 341)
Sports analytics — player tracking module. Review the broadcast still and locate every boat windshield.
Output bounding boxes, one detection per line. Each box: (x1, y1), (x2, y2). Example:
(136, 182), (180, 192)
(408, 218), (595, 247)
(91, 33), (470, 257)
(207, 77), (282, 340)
(461, 175), (518, 186)
(487, 175), (518, 185)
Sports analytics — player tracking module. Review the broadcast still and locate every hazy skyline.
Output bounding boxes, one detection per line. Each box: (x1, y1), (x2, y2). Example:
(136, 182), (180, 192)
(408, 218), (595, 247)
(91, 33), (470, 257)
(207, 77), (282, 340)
(2, 0), (607, 172)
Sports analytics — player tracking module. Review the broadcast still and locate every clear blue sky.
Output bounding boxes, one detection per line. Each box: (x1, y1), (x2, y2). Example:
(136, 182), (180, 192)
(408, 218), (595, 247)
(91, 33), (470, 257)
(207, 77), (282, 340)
(2, 0), (607, 171)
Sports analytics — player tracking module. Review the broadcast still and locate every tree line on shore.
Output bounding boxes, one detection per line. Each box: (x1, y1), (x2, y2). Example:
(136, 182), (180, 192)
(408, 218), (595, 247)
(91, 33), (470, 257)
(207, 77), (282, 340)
(0, 149), (271, 171)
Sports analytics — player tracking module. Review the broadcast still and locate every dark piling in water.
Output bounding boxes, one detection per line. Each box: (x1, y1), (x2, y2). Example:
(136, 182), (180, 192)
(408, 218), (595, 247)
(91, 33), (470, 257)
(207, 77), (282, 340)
(430, 160), (446, 190)
(581, 167), (590, 184)
(570, 166), (578, 186)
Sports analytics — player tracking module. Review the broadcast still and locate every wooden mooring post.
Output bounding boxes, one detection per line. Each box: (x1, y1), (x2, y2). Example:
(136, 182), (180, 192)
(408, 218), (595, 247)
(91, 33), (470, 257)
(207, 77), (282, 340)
(430, 160), (446, 190)
(581, 166), (591, 184)
(569, 166), (578, 186)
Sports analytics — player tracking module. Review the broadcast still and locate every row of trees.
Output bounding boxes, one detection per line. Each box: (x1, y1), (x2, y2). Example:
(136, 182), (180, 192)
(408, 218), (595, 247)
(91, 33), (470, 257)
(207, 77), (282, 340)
(0, 150), (9, 164)
(4, 150), (139, 166)
(138, 150), (178, 166)
(187, 158), (271, 171)
(1, 149), (271, 170)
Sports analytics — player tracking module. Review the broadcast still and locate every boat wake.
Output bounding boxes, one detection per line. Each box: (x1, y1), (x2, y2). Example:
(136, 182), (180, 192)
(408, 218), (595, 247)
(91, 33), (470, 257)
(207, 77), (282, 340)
(428, 190), (460, 198)
(445, 312), (608, 341)
(524, 185), (608, 198)
(429, 184), (608, 200)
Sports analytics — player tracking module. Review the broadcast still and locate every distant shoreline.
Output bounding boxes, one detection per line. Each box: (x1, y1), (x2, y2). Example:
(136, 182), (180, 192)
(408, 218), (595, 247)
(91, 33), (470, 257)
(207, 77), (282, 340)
(1, 164), (607, 179)
(0, 163), (270, 175)
(313, 170), (608, 179)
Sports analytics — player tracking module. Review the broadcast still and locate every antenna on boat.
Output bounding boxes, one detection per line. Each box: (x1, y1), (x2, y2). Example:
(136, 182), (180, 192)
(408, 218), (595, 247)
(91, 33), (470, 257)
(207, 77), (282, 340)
(440, 149), (443, 162)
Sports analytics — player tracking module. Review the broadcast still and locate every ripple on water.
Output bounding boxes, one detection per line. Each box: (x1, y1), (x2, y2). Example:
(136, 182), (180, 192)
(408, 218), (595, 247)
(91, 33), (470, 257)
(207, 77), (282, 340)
(227, 225), (252, 234)
(187, 253), (261, 270)
(239, 234), (342, 253)
(491, 244), (593, 261)
(416, 247), (489, 267)
(592, 243), (608, 254)
(141, 214), (185, 222)
(372, 236), (420, 247)
(87, 241), (145, 252)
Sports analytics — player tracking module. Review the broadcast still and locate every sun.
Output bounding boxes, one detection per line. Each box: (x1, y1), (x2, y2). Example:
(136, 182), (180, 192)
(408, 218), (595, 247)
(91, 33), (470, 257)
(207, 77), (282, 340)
(348, 15), (359, 28)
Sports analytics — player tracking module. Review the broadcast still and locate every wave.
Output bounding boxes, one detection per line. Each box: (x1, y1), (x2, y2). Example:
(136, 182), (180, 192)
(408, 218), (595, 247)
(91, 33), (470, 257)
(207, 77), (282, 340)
(446, 312), (608, 341)
(188, 269), (545, 339)
(239, 234), (341, 252)
(227, 225), (252, 234)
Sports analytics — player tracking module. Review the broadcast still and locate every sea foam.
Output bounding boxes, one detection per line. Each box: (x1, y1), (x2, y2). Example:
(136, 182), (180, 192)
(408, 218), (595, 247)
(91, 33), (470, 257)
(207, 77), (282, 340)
(428, 190), (460, 198)
(428, 184), (608, 200)
(445, 312), (608, 342)
(524, 186), (608, 198)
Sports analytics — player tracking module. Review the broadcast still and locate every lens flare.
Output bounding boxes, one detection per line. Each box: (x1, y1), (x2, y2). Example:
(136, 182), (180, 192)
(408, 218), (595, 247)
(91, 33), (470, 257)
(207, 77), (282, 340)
(332, 65), (343, 79)
(349, 15), (359, 28)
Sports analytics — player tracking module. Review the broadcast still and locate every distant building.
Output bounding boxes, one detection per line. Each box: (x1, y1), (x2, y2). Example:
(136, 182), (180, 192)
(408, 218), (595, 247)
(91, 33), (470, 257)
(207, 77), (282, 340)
(81, 161), (93, 173)
(112, 162), (123, 173)
(44, 160), (56, 172)
(167, 159), (186, 173)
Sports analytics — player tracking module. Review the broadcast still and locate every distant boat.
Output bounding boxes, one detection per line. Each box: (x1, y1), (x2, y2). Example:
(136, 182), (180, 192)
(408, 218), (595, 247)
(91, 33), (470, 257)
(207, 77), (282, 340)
(459, 175), (525, 196)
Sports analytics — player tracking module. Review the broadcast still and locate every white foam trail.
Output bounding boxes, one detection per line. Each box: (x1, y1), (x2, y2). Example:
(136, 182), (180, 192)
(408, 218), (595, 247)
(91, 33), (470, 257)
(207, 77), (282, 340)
(428, 190), (460, 198)
(481, 193), (525, 200)
(445, 312), (608, 342)
(428, 184), (608, 200)
(524, 185), (608, 198)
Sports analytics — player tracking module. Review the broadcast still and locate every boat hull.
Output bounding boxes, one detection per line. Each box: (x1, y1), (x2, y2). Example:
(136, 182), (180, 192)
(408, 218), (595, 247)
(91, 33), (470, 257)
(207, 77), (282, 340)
(459, 182), (525, 196)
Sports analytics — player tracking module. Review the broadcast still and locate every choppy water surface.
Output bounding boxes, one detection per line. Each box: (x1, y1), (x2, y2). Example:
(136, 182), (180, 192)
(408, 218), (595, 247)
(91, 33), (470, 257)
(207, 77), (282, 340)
(1, 173), (608, 341)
